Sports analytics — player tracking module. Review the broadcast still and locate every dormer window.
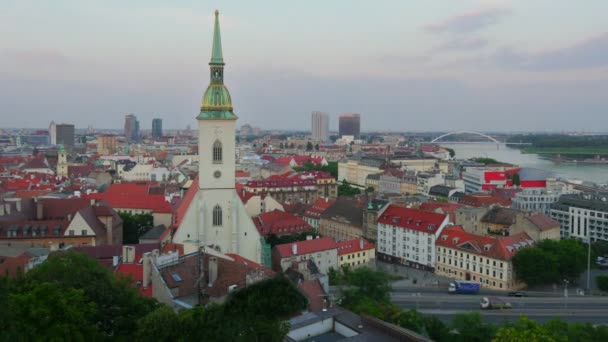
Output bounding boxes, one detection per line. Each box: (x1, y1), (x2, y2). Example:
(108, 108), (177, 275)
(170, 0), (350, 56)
(213, 140), (223, 164)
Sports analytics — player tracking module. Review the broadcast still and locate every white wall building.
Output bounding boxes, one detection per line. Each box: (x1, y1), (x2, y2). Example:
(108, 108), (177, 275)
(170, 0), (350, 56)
(376, 205), (449, 271)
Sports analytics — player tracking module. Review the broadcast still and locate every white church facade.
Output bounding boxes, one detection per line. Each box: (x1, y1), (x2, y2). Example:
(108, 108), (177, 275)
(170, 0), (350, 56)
(173, 11), (264, 264)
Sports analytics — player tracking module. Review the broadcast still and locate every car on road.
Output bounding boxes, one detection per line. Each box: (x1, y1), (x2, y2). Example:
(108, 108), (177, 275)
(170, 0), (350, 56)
(508, 291), (527, 297)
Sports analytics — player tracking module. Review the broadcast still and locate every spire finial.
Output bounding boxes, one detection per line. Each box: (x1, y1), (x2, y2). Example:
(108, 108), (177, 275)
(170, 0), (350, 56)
(210, 10), (224, 65)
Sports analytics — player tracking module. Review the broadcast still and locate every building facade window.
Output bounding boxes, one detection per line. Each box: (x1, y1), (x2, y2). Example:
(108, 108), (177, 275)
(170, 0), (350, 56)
(213, 205), (223, 226)
(213, 140), (223, 164)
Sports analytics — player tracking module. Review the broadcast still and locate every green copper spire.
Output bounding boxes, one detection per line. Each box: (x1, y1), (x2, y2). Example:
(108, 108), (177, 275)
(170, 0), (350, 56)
(210, 9), (224, 66)
(198, 10), (237, 120)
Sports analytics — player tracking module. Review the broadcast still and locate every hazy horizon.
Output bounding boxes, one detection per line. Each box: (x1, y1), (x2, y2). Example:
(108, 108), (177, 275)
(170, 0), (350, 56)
(2, 1), (608, 131)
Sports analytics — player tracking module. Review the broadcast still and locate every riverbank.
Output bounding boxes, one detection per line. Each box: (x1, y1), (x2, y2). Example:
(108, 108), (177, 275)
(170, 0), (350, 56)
(519, 147), (608, 156)
(441, 143), (608, 185)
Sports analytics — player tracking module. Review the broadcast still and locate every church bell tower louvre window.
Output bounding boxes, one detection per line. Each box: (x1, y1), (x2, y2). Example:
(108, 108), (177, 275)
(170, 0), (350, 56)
(213, 140), (223, 164)
(213, 205), (223, 226)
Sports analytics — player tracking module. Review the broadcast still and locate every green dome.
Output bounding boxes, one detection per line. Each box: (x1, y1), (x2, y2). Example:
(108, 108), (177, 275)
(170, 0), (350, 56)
(197, 11), (237, 120)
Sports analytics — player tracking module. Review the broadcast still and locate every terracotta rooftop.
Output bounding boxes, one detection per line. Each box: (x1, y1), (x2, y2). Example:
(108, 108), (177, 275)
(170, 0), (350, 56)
(275, 237), (337, 258)
(526, 213), (560, 232)
(253, 210), (313, 236)
(377, 205), (447, 234)
(437, 226), (534, 261)
(336, 238), (375, 256)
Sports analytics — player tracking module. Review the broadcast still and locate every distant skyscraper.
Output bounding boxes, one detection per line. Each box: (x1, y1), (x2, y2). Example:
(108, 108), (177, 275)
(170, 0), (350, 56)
(55, 123), (75, 148)
(49, 121), (57, 145)
(311, 111), (329, 141)
(339, 113), (361, 139)
(124, 114), (140, 142)
(152, 118), (163, 139)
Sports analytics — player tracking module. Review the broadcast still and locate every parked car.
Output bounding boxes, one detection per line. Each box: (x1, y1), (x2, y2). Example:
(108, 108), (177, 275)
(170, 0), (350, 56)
(508, 291), (527, 297)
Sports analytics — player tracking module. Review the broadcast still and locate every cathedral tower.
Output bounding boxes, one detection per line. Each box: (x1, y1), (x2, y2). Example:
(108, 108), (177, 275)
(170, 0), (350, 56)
(172, 10), (262, 262)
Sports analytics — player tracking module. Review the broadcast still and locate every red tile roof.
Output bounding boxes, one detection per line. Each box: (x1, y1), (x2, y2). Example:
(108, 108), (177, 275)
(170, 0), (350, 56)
(116, 262), (153, 297)
(275, 237), (337, 258)
(86, 193), (172, 213)
(377, 205), (447, 234)
(174, 177), (198, 226)
(253, 210), (313, 236)
(303, 197), (336, 220)
(298, 279), (326, 312)
(526, 213), (560, 232)
(419, 201), (463, 222)
(437, 226), (534, 261)
(336, 239), (375, 256)
(459, 194), (511, 207)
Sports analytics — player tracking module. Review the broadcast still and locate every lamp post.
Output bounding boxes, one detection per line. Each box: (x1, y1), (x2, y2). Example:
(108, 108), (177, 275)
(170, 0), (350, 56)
(587, 236), (592, 295)
(563, 279), (569, 309)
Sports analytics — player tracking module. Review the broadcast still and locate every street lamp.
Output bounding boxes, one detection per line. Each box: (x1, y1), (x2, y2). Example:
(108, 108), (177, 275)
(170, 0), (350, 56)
(563, 279), (569, 309)
(587, 236), (592, 295)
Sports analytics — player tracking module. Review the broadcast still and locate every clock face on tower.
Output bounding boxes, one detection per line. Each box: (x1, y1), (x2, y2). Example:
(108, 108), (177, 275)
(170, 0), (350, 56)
(214, 170), (222, 179)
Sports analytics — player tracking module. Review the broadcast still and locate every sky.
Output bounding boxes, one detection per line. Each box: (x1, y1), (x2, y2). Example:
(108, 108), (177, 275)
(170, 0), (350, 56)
(1, 0), (608, 132)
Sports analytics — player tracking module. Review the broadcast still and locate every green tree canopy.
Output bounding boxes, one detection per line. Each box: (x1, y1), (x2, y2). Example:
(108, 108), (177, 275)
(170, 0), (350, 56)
(338, 180), (362, 196)
(14, 251), (159, 339)
(119, 212), (154, 244)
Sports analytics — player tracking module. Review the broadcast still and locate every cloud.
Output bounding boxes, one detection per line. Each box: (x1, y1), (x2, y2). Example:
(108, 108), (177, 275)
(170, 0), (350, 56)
(427, 8), (509, 34)
(434, 37), (488, 51)
(1, 48), (71, 66)
(495, 32), (608, 71)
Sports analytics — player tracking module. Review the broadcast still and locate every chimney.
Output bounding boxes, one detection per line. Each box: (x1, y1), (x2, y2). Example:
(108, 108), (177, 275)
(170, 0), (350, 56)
(36, 201), (43, 220)
(292, 243), (298, 255)
(208, 256), (218, 286)
(152, 249), (160, 263)
(306, 235), (313, 241)
(142, 252), (152, 289)
(90, 199), (96, 206)
(360, 239), (364, 250)
(122, 245), (135, 263)
(112, 255), (119, 267)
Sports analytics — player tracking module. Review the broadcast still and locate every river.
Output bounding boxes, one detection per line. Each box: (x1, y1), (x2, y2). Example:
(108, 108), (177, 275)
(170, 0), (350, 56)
(441, 143), (608, 185)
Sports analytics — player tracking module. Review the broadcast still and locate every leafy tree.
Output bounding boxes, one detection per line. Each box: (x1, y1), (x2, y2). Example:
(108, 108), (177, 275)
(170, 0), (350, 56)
(294, 161), (338, 179)
(265, 231), (315, 248)
(289, 143), (295, 149)
(471, 157), (502, 165)
(512, 173), (521, 186)
(450, 312), (496, 342)
(315, 143), (320, 151)
(7, 283), (102, 341)
(544, 319), (608, 342)
(17, 251), (159, 339)
(119, 212), (154, 244)
(513, 246), (559, 287)
(279, 142), (284, 149)
(338, 180), (361, 196)
(445, 147), (456, 158)
(597, 275), (608, 292)
(306, 142), (313, 151)
(365, 186), (375, 193)
(513, 239), (587, 287)
(340, 267), (391, 308)
(493, 316), (556, 342)
(136, 305), (181, 342)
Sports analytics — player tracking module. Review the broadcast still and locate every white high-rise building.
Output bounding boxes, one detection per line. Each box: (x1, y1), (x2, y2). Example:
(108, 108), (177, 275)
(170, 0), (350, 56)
(311, 111), (329, 141)
(49, 121), (57, 145)
(172, 11), (263, 264)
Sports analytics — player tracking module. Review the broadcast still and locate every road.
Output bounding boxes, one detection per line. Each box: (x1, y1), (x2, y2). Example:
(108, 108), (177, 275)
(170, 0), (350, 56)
(391, 291), (608, 324)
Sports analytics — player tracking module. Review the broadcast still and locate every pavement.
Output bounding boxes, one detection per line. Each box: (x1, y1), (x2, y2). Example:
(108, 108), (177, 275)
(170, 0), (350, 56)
(391, 292), (608, 324)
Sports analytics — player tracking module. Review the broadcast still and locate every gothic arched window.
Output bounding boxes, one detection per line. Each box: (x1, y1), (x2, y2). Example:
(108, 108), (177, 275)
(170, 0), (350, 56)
(213, 140), (223, 164)
(213, 205), (222, 226)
